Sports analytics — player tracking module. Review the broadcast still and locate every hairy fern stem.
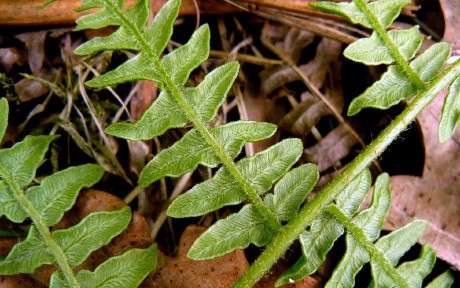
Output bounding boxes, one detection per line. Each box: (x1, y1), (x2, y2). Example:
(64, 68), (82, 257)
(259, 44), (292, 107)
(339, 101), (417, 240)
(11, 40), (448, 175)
(235, 58), (460, 287)
(0, 164), (80, 287)
(102, 1), (281, 231)
(353, 0), (426, 90)
(326, 205), (409, 288)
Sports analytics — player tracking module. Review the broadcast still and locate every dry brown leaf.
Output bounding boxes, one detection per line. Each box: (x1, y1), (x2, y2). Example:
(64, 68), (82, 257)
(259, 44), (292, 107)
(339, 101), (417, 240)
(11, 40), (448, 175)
(150, 224), (249, 287)
(15, 70), (56, 102)
(151, 224), (319, 288)
(15, 31), (46, 74)
(261, 36), (342, 96)
(11, 31), (60, 102)
(439, 0), (460, 45)
(304, 120), (361, 173)
(385, 92), (460, 269)
(0, 47), (24, 72)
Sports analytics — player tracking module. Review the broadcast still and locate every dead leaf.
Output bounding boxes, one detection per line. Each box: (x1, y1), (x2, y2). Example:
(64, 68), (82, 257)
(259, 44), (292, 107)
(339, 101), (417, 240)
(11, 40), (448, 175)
(16, 31), (47, 75)
(439, 0), (460, 45)
(279, 74), (344, 138)
(385, 92), (460, 269)
(15, 74), (52, 102)
(304, 120), (361, 173)
(260, 36), (342, 97)
(0, 47), (24, 72)
(150, 224), (249, 287)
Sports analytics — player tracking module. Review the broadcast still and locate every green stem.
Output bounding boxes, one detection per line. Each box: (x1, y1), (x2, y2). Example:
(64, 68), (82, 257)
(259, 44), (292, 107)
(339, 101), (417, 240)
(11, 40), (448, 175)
(0, 164), (80, 288)
(326, 205), (409, 288)
(353, 0), (426, 90)
(104, 1), (281, 232)
(234, 59), (460, 287)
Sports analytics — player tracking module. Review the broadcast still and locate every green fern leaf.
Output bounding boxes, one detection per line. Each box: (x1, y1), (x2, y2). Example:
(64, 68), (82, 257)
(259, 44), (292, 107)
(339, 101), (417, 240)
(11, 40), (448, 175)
(188, 204), (271, 260)
(139, 121), (276, 187)
(264, 163), (319, 222)
(344, 26), (423, 65)
(76, 0), (180, 88)
(276, 169), (371, 285)
(0, 181), (27, 223)
(348, 42), (451, 116)
(26, 164), (105, 226)
(161, 24), (210, 87)
(0, 135), (58, 223)
(86, 23), (209, 89)
(325, 173), (391, 288)
(426, 270), (455, 288)
(167, 138), (303, 217)
(370, 219), (428, 286)
(0, 135), (57, 187)
(310, 0), (410, 29)
(439, 77), (460, 143)
(85, 53), (162, 88)
(0, 98), (7, 143)
(105, 62), (239, 140)
(77, 245), (157, 288)
(144, 0), (180, 56)
(394, 244), (436, 287)
(106, 89), (185, 138)
(53, 206), (131, 266)
(75, 0), (148, 54)
(50, 244), (157, 288)
(74, 0), (124, 30)
(0, 207), (131, 273)
(0, 227), (51, 274)
(185, 62), (239, 122)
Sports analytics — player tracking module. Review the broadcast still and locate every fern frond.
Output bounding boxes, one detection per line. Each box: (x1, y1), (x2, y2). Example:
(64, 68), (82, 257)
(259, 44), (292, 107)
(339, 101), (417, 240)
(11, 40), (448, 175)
(0, 99), (157, 287)
(0, 207), (131, 274)
(188, 163), (319, 260)
(139, 121), (276, 187)
(76, 0), (284, 231)
(106, 62), (240, 140)
(69, 0), (460, 286)
(167, 138), (303, 218)
(50, 245), (157, 288)
(286, 174), (435, 287)
(348, 42), (451, 115)
(277, 169), (372, 285)
(344, 25), (423, 65)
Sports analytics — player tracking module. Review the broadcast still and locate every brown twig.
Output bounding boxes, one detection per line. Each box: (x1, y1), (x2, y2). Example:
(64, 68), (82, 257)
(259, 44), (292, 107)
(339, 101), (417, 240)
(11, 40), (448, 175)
(0, 0), (238, 26)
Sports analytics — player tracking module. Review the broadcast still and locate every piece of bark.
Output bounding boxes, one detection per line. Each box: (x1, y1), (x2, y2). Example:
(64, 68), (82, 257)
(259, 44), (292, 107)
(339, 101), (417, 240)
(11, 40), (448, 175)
(0, 0), (239, 26)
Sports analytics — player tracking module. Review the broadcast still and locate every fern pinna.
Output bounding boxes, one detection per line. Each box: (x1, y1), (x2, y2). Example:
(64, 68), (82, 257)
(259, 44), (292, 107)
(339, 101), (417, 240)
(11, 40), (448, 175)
(2, 0), (457, 286)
